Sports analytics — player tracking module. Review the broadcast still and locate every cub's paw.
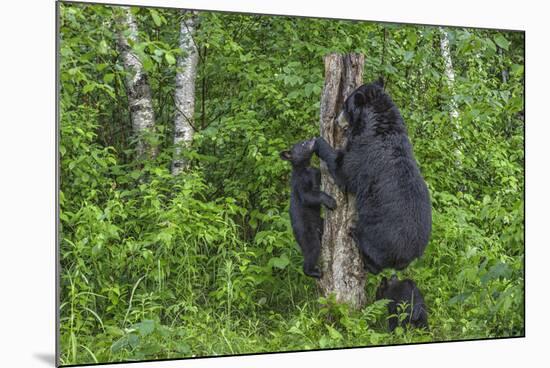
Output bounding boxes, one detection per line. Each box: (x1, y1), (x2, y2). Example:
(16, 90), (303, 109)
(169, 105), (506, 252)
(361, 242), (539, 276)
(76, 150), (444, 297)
(325, 197), (337, 211)
(305, 267), (322, 279)
(312, 137), (320, 152)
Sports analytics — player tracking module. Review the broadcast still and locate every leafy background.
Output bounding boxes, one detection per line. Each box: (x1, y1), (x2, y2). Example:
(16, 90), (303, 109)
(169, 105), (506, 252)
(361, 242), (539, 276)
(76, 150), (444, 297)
(59, 3), (524, 365)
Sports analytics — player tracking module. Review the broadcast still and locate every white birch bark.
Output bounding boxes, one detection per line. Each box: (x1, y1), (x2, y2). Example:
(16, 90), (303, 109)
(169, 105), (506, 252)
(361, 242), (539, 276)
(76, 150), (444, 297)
(115, 7), (157, 159)
(439, 28), (459, 124)
(439, 28), (462, 166)
(172, 12), (199, 175)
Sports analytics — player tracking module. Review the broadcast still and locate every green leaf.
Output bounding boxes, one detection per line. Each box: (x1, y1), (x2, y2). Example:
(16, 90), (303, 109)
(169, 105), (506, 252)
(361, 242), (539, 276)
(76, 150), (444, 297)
(485, 38), (497, 53)
(269, 254), (289, 269)
(60, 47), (72, 57)
(98, 39), (109, 54)
(176, 342), (191, 354)
(141, 55), (154, 72)
(103, 73), (115, 83)
(105, 326), (125, 337)
(288, 325), (302, 335)
(92, 244), (102, 257)
(481, 262), (511, 285)
(128, 333), (140, 348)
(325, 325), (343, 340)
(304, 83), (314, 97)
(134, 319), (155, 336)
(511, 64), (524, 76)
(83, 83), (95, 93)
(493, 34), (510, 50)
(150, 9), (162, 27)
(96, 63), (109, 72)
(111, 337), (128, 353)
(165, 53), (176, 65)
(448, 292), (472, 305)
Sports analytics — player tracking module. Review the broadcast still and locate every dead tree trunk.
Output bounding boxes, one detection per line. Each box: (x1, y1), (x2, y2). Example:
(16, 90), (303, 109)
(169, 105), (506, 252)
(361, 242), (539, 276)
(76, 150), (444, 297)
(318, 53), (366, 309)
(172, 12), (199, 175)
(115, 7), (157, 160)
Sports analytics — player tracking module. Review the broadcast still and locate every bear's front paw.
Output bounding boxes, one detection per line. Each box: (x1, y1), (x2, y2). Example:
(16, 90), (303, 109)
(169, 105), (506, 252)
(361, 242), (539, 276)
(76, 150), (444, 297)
(364, 262), (382, 275)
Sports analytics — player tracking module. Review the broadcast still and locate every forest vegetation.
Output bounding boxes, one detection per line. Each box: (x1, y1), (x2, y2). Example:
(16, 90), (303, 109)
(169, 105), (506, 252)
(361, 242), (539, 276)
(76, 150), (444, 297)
(59, 2), (524, 365)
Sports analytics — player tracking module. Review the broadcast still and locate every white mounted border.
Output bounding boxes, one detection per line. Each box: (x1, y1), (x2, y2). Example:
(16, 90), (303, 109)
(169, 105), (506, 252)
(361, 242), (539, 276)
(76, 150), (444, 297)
(1, 1), (544, 368)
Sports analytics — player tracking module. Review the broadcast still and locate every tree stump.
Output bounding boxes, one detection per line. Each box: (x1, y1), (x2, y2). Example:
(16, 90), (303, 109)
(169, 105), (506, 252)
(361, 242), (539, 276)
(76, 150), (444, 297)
(318, 53), (366, 309)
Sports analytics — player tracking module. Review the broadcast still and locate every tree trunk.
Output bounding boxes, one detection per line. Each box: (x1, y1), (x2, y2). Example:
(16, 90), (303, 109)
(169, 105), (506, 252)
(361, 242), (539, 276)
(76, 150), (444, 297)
(115, 7), (157, 160)
(172, 12), (199, 175)
(439, 28), (459, 124)
(439, 28), (462, 168)
(318, 53), (366, 309)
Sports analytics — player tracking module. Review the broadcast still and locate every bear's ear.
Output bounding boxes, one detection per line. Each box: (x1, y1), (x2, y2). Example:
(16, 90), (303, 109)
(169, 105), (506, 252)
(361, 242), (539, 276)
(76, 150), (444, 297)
(279, 150), (292, 161)
(375, 76), (384, 88)
(353, 90), (367, 107)
(376, 277), (388, 299)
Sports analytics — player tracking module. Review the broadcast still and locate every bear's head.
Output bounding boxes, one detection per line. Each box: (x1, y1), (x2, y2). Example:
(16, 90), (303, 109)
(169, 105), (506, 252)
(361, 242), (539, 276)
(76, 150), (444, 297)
(337, 77), (388, 135)
(375, 274), (399, 300)
(280, 139), (316, 168)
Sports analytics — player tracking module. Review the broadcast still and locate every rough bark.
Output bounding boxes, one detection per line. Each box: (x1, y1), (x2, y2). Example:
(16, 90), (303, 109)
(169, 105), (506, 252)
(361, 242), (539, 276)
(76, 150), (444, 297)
(318, 53), (366, 309)
(115, 7), (157, 159)
(172, 12), (199, 175)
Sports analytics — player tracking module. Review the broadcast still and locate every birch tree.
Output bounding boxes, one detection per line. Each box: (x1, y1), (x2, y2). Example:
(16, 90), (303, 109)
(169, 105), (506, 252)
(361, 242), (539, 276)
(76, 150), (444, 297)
(318, 53), (366, 309)
(172, 12), (199, 174)
(115, 7), (157, 159)
(439, 27), (462, 167)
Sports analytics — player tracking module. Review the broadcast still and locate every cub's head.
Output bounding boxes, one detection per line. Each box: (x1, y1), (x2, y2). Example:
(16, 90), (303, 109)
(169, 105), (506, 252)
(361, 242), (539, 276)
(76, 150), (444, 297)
(375, 274), (399, 300)
(337, 77), (386, 135)
(280, 139), (316, 167)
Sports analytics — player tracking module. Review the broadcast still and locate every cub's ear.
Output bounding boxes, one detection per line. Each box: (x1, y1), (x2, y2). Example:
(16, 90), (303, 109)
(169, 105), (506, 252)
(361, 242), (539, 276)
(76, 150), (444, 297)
(375, 76), (385, 88)
(376, 277), (388, 299)
(279, 150), (292, 161)
(353, 90), (367, 107)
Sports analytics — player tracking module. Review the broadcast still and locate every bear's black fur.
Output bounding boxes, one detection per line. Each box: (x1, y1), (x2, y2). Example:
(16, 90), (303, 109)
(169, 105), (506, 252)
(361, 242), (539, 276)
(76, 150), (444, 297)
(376, 275), (428, 332)
(314, 78), (432, 274)
(280, 139), (337, 278)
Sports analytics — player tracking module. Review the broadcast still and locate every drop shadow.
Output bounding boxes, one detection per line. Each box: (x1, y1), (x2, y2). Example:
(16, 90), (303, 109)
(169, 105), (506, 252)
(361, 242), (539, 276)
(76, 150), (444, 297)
(33, 353), (56, 366)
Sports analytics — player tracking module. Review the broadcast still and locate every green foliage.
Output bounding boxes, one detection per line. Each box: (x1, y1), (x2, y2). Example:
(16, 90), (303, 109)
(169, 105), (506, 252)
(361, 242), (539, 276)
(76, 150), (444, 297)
(59, 3), (524, 365)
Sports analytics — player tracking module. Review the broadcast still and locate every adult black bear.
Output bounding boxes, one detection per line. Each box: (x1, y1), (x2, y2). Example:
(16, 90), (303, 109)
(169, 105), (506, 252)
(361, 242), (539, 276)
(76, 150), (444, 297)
(376, 275), (428, 332)
(314, 78), (431, 274)
(280, 139), (337, 278)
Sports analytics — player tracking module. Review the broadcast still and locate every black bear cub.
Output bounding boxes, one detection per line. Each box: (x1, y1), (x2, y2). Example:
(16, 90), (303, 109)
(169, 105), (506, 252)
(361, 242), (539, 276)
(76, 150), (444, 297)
(280, 139), (337, 278)
(314, 78), (432, 274)
(376, 275), (428, 332)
